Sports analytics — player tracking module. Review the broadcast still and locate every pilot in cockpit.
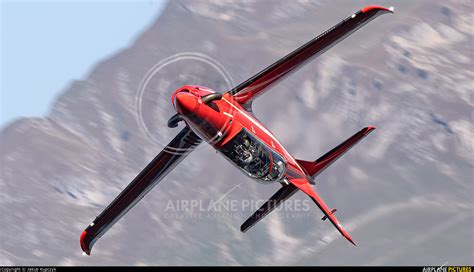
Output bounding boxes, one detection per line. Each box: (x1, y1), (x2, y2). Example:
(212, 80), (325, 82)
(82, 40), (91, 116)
(239, 137), (254, 164)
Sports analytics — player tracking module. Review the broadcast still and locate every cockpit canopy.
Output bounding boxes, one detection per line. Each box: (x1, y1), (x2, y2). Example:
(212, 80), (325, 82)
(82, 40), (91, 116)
(220, 129), (286, 183)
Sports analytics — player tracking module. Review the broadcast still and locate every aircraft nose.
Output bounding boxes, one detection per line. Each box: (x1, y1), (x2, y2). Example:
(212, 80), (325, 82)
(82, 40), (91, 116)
(175, 93), (199, 116)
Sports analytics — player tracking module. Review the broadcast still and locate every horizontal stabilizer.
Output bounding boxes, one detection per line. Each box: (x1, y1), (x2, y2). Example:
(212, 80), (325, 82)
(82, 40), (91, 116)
(297, 126), (375, 178)
(241, 183), (299, 233)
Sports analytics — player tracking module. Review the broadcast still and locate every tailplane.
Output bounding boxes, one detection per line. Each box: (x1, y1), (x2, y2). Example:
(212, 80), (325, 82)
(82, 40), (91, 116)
(297, 127), (375, 178)
(240, 183), (299, 233)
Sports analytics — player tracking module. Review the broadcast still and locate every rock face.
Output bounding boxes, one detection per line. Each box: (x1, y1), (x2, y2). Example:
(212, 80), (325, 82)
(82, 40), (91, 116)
(1, 0), (472, 265)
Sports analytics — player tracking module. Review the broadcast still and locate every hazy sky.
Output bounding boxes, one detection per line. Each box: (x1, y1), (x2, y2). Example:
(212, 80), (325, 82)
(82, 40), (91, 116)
(1, 0), (167, 128)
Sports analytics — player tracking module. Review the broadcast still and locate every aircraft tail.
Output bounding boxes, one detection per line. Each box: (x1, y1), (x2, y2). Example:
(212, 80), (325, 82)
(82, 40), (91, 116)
(240, 127), (375, 243)
(240, 184), (299, 233)
(297, 127), (375, 178)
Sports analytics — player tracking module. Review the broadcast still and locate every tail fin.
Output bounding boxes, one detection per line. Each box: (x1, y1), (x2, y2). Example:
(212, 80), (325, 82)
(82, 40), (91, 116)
(297, 127), (375, 178)
(288, 177), (356, 246)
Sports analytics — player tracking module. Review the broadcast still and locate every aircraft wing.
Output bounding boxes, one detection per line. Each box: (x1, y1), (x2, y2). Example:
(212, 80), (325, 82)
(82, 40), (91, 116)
(80, 126), (201, 255)
(289, 177), (356, 245)
(227, 6), (393, 106)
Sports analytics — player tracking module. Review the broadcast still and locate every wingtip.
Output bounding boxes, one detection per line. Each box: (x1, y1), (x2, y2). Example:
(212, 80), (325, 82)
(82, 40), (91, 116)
(345, 234), (357, 246)
(362, 126), (376, 134)
(240, 223), (250, 233)
(80, 230), (91, 256)
(361, 5), (394, 14)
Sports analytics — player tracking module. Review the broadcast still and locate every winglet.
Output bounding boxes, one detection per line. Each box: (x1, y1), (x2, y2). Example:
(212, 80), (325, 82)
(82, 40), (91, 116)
(80, 230), (92, 255)
(361, 5), (394, 14)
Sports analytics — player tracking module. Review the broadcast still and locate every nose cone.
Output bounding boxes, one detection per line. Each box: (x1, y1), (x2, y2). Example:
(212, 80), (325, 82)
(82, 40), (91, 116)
(175, 93), (199, 115)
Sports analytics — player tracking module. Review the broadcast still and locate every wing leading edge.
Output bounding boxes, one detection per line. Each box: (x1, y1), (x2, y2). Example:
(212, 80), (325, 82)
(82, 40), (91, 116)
(228, 5), (393, 106)
(80, 126), (201, 255)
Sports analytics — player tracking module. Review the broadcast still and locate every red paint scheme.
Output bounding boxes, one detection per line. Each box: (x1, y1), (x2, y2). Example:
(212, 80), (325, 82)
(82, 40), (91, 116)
(173, 85), (367, 245)
(79, 5), (393, 256)
(174, 88), (305, 176)
(296, 126), (376, 177)
(361, 5), (392, 13)
(80, 230), (90, 255)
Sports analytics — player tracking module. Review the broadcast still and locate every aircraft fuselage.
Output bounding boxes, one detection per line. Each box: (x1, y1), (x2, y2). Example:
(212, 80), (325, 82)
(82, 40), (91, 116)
(172, 85), (309, 184)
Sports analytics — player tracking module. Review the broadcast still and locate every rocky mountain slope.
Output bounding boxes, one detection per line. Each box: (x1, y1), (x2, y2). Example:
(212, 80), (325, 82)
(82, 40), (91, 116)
(1, 0), (472, 265)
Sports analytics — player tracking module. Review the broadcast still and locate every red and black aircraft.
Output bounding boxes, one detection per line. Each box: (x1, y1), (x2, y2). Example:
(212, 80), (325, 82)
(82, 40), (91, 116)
(80, 5), (394, 255)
